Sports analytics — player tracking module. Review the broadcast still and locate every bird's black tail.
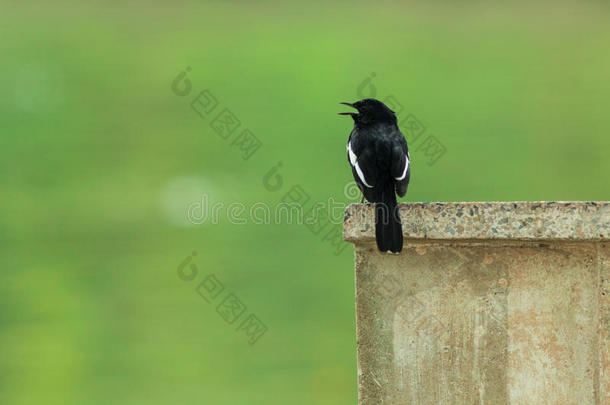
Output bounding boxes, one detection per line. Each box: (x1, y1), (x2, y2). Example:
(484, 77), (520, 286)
(374, 181), (403, 253)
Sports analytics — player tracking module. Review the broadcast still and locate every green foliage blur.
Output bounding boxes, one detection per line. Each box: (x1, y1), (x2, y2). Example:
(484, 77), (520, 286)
(1, 1), (609, 404)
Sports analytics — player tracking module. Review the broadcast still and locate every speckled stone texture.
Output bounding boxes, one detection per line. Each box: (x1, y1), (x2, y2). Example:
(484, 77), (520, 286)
(344, 201), (608, 242)
(344, 202), (609, 405)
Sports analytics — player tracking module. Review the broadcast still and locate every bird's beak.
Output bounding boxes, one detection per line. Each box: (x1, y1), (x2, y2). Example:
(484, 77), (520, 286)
(338, 102), (357, 116)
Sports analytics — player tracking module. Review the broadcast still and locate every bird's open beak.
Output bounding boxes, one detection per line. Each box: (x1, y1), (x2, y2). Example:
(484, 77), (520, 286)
(338, 102), (357, 116)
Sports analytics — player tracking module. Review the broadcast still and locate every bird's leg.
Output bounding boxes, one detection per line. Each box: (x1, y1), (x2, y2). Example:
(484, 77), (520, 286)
(360, 196), (372, 206)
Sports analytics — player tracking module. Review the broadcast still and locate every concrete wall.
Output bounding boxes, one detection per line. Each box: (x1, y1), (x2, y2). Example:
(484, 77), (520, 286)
(343, 202), (609, 405)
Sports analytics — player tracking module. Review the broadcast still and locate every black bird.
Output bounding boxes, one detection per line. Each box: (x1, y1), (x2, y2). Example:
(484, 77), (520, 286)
(339, 98), (410, 253)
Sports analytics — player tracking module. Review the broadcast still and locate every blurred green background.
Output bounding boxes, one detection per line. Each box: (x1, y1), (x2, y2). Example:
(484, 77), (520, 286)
(1, 0), (609, 404)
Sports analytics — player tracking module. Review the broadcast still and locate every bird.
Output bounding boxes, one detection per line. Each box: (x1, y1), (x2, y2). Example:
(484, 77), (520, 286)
(339, 98), (410, 253)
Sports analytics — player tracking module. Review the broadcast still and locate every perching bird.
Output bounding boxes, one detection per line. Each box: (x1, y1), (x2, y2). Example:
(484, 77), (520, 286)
(339, 98), (410, 253)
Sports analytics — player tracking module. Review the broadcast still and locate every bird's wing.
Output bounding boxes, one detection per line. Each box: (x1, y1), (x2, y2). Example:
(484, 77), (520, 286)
(347, 138), (377, 189)
(391, 133), (410, 197)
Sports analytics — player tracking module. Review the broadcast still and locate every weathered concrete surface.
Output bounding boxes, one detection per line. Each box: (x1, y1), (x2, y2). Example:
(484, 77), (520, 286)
(344, 202), (609, 405)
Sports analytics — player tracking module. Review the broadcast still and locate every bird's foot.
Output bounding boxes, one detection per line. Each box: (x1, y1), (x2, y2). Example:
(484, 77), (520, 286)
(360, 197), (372, 206)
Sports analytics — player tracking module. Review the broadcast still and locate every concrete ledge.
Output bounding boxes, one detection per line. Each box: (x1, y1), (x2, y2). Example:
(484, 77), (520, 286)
(344, 201), (608, 242)
(344, 201), (610, 405)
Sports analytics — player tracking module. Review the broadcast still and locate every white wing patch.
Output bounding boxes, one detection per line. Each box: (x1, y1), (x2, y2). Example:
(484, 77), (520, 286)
(348, 142), (373, 188)
(395, 152), (410, 181)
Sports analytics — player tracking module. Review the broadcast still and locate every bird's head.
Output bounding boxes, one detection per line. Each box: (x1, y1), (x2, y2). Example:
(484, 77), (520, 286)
(338, 98), (397, 126)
